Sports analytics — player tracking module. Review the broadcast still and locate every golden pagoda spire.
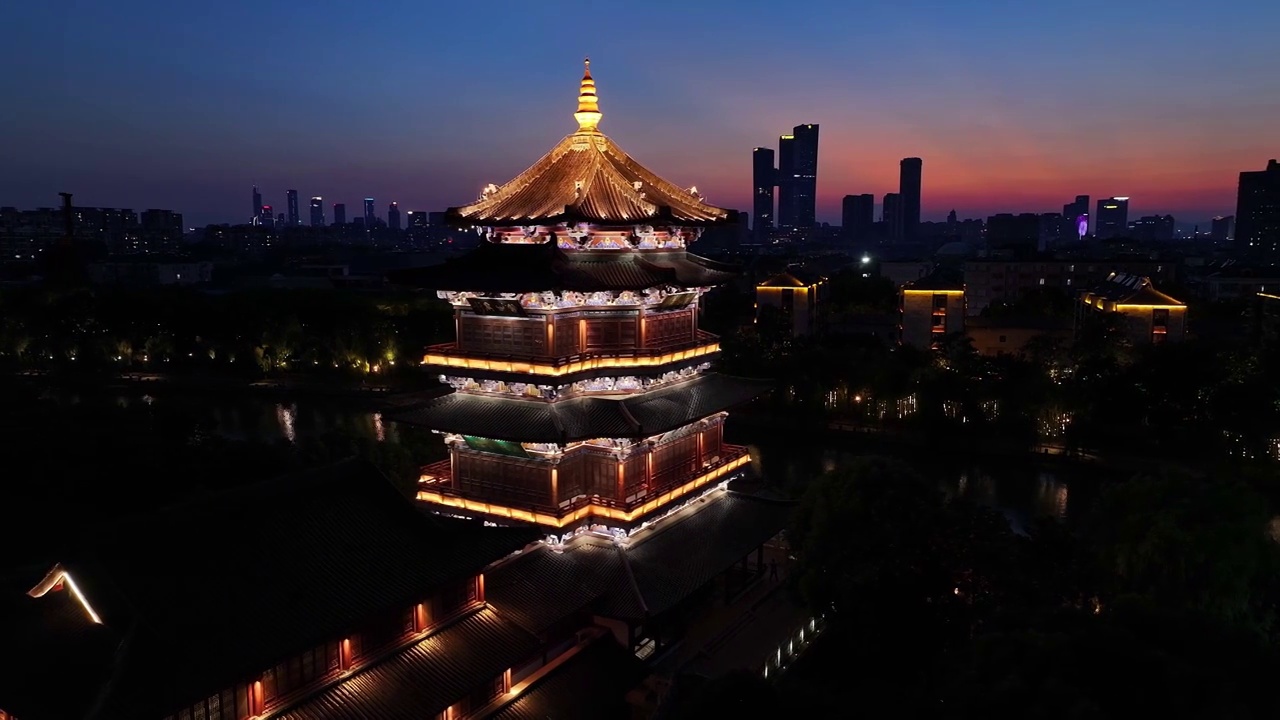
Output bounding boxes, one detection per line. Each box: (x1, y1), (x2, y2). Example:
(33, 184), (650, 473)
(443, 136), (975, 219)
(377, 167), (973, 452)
(574, 57), (602, 132)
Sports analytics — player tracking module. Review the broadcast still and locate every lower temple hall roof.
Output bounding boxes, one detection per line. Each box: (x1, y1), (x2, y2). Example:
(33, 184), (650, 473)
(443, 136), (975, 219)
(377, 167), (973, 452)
(274, 607), (539, 720)
(388, 243), (739, 293)
(488, 635), (647, 720)
(485, 491), (794, 630)
(389, 373), (769, 443)
(0, 459), (540, 719)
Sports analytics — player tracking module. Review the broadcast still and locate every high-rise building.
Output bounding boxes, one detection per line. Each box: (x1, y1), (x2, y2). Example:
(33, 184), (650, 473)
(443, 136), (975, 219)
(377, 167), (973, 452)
(333, 203), (346, 225)
(252, 185), (263, 224)
(899, 157), (922, 240)
(1129, 215), (1175, 242)
(776, 134), (795, 229)
(1235, 160), (1280, 261)
(986, 213), (1040, 253)
(286, 189), (300, 227)
(883, 193), (902, 241)
(1095, 197), (1130, 240)
(1211, 215), (1235, 243)
(751, 147), (775, 242)
(388, 202), (401, 231)
(364, 198), (376, 228)
(260, 205), (274, 228)
(140, 209), (184, 253)
(1063, 195), (1089, 238)
(841, 194), (874, 240)
(407, 211), (430, 240)
(310, 196), (324, 227)
(1039, 213), (1066, 249)
(790, 124), (819, 229)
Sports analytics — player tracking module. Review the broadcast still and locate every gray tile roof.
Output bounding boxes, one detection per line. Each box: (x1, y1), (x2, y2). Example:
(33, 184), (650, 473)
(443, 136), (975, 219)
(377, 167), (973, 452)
(1085, 272), (1183, 305)
(486, 493), (793, 627)
(391, 374), (768, 443)
(30, 459), (539, 719)
(488, 635), (647, 720)
(0, 590), (122, 719)
(275, 607), (539, 720)
(388, 244), (738, 293)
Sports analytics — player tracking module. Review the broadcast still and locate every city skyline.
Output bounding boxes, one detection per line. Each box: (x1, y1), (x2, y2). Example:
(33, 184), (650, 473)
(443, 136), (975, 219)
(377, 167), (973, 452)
(3, 0), (1277, 227)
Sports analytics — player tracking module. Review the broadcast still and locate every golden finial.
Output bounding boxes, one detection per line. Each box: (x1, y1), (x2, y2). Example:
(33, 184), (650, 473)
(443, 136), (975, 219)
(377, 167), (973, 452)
(574, 57), (602, 132)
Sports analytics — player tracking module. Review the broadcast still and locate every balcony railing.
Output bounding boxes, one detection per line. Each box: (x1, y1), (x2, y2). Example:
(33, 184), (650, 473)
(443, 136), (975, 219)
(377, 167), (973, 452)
(417, 444), (751, 527)
(421, 331), (720, 376)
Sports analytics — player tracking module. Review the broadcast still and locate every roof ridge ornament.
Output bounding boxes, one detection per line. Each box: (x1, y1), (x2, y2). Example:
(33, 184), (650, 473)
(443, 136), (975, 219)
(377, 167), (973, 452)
(574, 57), (603, 132)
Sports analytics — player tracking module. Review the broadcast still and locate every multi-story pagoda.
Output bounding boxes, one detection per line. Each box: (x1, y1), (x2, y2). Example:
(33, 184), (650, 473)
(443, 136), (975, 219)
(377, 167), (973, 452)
(394, 60), (761, 532)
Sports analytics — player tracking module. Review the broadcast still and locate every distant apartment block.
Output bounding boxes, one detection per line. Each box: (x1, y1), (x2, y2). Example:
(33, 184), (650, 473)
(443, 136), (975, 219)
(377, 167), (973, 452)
(0, 205), (183, 260)
(1235, 160), (1280, 262)
(899, 274), (965, 349)
(88, 259), (213, 286)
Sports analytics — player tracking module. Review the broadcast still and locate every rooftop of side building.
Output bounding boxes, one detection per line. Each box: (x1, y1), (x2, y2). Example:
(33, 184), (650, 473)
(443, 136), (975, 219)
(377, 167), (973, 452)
(484, 488), (794, 633)
(0, 459), (540, 719)
(387, 242), (740, 293)
(1083, 272), (1184, 307)
(902, 269), (964, 293)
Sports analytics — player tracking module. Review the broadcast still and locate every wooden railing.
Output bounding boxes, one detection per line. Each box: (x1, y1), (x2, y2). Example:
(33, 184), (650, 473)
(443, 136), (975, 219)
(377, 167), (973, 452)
(418, 444), (750, 520)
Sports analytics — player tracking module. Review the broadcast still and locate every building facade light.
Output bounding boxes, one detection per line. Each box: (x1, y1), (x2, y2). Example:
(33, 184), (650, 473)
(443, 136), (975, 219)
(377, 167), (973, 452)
(28, 565), (103, 624)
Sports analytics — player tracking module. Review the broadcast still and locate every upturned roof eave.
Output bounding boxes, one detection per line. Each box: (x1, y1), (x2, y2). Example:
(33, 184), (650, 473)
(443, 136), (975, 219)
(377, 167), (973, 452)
(443, 206), (734, 229)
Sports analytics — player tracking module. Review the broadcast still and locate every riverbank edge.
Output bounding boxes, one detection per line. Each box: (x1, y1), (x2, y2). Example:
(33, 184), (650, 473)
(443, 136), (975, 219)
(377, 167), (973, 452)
(5, 370), (447, 410)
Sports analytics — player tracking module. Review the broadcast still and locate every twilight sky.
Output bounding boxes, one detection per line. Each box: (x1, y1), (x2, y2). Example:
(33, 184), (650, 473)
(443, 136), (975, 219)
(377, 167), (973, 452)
(3, 0), (1277, 227)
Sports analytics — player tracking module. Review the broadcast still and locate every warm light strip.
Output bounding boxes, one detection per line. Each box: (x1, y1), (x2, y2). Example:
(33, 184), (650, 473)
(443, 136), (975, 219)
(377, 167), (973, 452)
(417, 453), (750, 528)
(28, 565), (103, 624)
(421, 342), (719, 377)
(1258, 293), (1280, 301)
(902, 289), (964, 294)
(1114, 304), (1185, 309)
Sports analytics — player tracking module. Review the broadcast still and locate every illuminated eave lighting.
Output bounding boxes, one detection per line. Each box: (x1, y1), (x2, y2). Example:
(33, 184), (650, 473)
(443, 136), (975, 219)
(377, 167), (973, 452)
(418, 453), (750, 528)
(29, 564), (103, 624)
(1114, 304), (1184, 309)
(902, 289), (964, 294)
(421, 342), (719, 377)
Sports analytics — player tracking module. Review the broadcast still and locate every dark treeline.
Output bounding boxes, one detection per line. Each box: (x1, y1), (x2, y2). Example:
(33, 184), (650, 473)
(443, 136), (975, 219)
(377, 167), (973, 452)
(0, 380), (443, 572)
(690, 268), (1280, 716)
(763, 457), (1280, 718)
(0, 286), (454, 377)
(710, 270), (1280, 475)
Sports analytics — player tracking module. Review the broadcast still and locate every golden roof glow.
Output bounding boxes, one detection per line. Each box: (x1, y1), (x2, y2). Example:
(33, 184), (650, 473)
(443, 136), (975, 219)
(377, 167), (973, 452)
(447, 61), (731, 226)
(574, 58), (602, 132)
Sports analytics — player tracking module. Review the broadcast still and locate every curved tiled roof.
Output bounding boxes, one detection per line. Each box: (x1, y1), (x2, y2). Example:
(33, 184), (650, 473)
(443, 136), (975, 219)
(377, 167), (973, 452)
(447, 132), (732, 226)
(1088, 272), (1184, 306)
(388, 244), (739, 293)
(446, 58), (728, 228)
(485, 491), (793, 624)
(13, 460), (540, 719)
(390, 374), (769, 443)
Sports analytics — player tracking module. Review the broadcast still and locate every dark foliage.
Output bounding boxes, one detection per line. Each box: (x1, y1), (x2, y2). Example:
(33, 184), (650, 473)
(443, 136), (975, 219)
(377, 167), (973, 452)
(782, 455), (1280, 718)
